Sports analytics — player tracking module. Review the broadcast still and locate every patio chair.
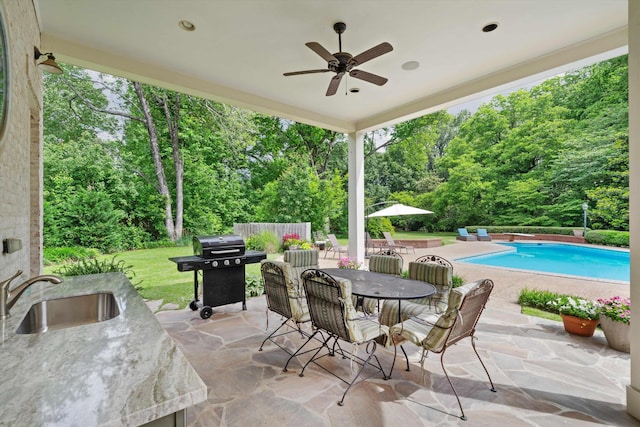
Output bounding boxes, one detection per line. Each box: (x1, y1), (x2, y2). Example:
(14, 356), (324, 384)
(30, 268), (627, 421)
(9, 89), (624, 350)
(283, 249), (320, 287)
(383, 231), (415, 253)
(325, 233), (348, 259)
(378, 256), (453, 328)
(291, 269), (390, 406)
(477, 228), (492, 241)
(390, 278), (496, 421)
(258, 260), (312, 357)
(456, 228), (477, 241)
(365, 232), (385, 253)
(361, 254), (404, 314)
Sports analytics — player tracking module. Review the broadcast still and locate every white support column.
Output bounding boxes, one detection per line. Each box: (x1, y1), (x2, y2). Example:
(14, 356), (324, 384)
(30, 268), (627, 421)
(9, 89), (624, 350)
(628, 0), (640, 420)
(347, 131), (365, 263)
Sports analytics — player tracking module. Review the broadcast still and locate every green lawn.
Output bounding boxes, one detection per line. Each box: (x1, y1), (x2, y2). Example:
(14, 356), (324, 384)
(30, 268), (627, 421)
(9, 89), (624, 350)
(45, 246), (278, 309)
(44, 231), (453, 310)
(337, 231), (457, 245)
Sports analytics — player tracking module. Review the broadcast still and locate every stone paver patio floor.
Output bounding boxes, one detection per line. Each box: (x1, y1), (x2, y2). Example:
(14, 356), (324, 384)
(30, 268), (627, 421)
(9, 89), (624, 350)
(155, 242), (636, 426)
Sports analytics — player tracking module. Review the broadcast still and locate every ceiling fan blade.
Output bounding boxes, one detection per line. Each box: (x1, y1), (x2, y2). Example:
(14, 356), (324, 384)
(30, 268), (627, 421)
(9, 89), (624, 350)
(349, 42), (393, 67)
(283, 69), (331, 76)
(326, 73), (344, 96)
(306, 42), (339, 64)
(349, 69), (388, 86)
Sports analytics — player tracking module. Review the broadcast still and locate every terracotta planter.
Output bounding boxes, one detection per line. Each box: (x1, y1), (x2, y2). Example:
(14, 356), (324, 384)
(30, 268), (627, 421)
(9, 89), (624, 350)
(561, 314), (598, 337)
(599, 314), (630, 353)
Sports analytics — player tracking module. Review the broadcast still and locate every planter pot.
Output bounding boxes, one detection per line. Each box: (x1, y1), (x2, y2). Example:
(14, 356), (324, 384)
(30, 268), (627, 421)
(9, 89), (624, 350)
(561, 314), (598, 337)
(599, 314), (630, 353)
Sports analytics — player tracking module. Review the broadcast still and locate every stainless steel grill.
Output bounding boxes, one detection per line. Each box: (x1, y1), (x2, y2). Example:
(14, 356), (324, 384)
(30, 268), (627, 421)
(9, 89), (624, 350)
(169, 234), (266, 319)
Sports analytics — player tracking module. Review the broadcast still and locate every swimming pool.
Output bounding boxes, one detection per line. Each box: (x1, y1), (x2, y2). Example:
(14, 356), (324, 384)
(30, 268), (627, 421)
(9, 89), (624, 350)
(456, 243), (629, 282)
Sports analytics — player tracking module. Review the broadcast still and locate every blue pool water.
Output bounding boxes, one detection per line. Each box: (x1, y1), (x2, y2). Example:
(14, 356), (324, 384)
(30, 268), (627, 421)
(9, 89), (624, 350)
(457, 243), (629, 282)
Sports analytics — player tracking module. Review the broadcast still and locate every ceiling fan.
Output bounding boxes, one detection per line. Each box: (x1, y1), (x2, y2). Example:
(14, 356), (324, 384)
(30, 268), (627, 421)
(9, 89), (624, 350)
(284, 22), (393, 96)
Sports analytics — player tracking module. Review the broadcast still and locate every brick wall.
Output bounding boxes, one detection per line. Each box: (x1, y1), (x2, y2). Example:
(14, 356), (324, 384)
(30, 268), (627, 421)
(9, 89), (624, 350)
(0, 0), (42, 279)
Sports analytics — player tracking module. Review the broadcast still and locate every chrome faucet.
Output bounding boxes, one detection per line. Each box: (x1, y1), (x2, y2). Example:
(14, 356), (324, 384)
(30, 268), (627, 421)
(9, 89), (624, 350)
(0, 270), (63, 319)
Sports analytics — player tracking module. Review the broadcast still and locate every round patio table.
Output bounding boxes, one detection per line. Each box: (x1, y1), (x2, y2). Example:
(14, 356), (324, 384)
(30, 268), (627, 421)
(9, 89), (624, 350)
(321, 268), (435, 313)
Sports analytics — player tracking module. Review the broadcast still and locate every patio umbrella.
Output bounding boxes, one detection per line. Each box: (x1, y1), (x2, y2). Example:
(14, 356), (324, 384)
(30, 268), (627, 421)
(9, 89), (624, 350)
(367, 203), (433, 218)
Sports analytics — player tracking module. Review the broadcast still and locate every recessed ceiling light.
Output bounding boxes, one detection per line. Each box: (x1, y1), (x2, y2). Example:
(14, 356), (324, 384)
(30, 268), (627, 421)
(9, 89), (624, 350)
(401, 61), (420, 71)
(482, 22), (499, 33)
(179, 20), (196, 31)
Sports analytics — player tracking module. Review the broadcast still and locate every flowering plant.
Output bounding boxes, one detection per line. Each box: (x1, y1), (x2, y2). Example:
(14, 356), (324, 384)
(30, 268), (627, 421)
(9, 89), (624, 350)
(338, 257), (362, 270)
(281, 233), (312, 250)
(547, 296), (599, 320)
(282, 233), (300, 243)
(597, 296), (630, 324)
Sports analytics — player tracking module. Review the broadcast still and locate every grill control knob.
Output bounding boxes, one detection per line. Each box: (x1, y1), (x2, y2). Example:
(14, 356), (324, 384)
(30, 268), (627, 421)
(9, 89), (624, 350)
(235, 258), (241, 265)
(224, 259), (230, 266)
(212, 261), (218, 267)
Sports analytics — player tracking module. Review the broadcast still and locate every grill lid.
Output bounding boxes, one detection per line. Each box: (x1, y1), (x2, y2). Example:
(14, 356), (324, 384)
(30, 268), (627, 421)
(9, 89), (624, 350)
(193, 234), (245, 258)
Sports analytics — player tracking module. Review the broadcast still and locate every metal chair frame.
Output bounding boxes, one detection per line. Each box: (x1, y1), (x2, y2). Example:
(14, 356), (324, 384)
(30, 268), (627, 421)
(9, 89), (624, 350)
(395, 279), (496, 421)
(259, 262), (320, 361)
(291, 269), (390, 406)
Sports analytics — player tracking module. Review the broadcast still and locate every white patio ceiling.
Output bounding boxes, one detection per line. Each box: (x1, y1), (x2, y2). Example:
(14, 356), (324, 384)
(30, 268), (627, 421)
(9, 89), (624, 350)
(35, 0), (627, 133)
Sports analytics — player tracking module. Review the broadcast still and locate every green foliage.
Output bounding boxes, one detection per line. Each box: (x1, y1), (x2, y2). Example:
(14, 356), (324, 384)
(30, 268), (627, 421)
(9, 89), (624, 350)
(585, 230), (629, 247)
(366, 217), (394, 238)
(518, 288), (599, 320)
(255, 164), (346, 232)
(43, 246), (101, 265)
(597, 296), (630, 324)
(42, 55), (630, 252)
(53, 256), (137, 284)
(465, 226), (584, 235)
(245, 230), (280, 253)
(452, 275), (464, 288)
(518, 288), (569, 311)
(245, 273), (264, 298)
(547, 296), (599, 320)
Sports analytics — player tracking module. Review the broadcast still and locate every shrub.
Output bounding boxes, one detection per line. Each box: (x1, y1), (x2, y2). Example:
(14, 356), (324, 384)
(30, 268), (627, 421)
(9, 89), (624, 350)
(367, 217), (394, 238)
(245, 273), (264, 298)
(517, 288), (568, 311)
(466, 226), (586, 236)
(43, 246), (101, 265)
(53, 255), (137, 284)
(452, 275), (464, 288)
(586, 230), (629, 247)
(246, 230), (280, 253)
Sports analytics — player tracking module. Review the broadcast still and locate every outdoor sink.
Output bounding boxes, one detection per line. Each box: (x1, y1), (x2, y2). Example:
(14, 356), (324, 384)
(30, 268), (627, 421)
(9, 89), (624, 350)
(15, 292), (120, 334)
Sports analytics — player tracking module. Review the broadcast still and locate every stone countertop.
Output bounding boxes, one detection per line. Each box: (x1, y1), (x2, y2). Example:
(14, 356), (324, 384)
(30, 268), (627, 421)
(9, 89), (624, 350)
(0, 272), (207, 426)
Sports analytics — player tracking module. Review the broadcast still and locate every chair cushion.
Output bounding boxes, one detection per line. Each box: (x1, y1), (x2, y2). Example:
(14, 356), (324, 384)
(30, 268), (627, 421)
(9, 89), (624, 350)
(284, 249), (319, 267)
(408, 262), (452, 307)
(390, 280), (484, 351)
(369, 255), (402, 276)
(263, 259), (310, 322)
(378, 299), (437, 327)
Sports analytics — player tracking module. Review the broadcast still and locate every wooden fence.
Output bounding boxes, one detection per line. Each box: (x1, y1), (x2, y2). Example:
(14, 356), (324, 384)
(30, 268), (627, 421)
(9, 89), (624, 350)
(233, 222), (311, 242)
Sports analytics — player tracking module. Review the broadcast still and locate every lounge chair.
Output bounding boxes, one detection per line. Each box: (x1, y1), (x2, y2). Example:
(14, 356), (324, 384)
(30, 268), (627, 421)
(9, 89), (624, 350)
(325, 233), (347, 259)
(365, 232), (385, 253)
(383, 231), (415, 253)
(477, 228), (492, 241)
(456, 228), (477, 241)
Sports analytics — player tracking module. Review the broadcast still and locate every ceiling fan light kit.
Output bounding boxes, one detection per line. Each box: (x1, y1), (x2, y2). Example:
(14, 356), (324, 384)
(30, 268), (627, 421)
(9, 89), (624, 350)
(284, 22), (393, 96)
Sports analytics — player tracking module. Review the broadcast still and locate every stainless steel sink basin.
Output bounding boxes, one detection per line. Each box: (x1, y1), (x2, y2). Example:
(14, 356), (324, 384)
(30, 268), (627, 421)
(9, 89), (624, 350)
(16, 292), (120, 334)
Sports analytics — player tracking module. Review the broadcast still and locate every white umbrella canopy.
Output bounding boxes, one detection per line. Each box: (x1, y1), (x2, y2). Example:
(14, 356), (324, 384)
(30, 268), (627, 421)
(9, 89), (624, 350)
(367, 203), (433, 218)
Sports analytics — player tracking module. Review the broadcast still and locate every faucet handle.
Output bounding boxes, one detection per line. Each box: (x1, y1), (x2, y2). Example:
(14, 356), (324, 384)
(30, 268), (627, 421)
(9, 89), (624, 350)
(1, 270), (22, 290)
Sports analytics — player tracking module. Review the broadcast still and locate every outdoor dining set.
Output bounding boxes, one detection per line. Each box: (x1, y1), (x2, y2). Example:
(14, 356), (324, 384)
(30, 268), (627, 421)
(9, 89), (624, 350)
(258, 249), (496, 421)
